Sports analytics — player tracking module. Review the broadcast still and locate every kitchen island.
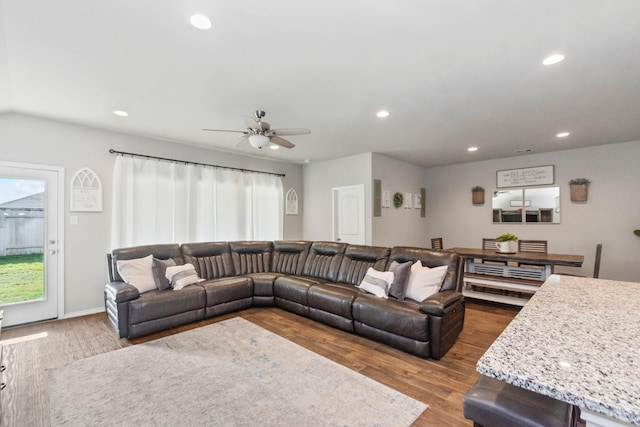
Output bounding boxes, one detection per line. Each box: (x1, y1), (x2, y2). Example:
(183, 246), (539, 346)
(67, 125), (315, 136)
(477, 274), (640, 427)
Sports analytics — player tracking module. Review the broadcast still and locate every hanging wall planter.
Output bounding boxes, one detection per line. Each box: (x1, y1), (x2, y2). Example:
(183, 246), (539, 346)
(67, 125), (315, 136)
(569, 178), (590, 202)
(472, 186), (485, 205)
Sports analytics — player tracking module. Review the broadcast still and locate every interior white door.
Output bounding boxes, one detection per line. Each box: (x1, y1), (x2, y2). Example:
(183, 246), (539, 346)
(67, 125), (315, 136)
(0, 162), (62, 327)
(332, 184), (365, 245)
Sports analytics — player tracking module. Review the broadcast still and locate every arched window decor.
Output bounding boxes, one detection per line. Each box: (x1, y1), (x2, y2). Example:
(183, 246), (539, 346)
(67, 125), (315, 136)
(70, 167), (103, 211)
(286, 188), (298, 215)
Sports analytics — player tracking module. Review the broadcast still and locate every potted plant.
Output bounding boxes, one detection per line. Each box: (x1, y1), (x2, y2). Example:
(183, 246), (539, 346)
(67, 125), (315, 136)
(472, 186), (485, 205)
(569, 178), (590, 202)
(495, 233), (518, 253)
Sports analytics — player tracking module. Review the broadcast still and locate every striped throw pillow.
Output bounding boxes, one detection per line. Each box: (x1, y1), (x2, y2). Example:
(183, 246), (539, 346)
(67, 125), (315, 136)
(165, 263), (200, 290)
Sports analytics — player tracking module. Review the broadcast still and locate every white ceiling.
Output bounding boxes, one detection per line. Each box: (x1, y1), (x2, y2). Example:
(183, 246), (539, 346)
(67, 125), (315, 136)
(1, 0), (639, 167)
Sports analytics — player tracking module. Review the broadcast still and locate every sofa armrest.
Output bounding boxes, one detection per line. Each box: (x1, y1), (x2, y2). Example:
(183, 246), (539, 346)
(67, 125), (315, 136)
(105, 281), (139, 303)
(419, 290), (464, 317)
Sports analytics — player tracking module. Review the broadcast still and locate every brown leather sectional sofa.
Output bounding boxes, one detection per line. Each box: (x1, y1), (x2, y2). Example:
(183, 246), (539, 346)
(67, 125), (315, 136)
(105, 241), (466, 359)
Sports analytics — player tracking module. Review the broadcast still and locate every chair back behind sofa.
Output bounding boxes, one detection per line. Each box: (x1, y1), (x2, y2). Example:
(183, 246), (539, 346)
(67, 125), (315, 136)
(336, 245), (390, 285)
(271, 241), (312, 275)
(390, 247), (462, 292)
(181, 242), (235, 279)
(108, 244), (183, 282)
(229, 241), (273, 274)
(302, 241), (347, 281)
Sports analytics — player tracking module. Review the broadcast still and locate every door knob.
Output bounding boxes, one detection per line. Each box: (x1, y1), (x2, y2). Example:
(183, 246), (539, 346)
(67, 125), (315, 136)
(49, 250), (56, 255)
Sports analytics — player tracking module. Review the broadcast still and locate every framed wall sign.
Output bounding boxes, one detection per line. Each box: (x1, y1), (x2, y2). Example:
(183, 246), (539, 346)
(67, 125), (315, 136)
(285, 188), (298, 215)
(497, 165), (554, 188)
(70, 167), (102, 212)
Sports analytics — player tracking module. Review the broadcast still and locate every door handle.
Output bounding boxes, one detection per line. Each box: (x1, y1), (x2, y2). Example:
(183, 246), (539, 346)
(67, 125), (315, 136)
(49, 250), (56, 255)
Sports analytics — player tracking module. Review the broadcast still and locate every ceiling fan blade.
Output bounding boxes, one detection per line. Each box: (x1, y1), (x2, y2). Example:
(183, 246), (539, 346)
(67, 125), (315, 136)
(272, 128), (311, 136)
(202, 128), (244, 133)
(236, 134), (250, 147)
(244, 115), (259, 130)
(270, 136), (295, 149)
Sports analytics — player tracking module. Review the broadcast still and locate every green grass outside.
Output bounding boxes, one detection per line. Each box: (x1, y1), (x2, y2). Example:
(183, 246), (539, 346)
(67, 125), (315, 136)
(0, 253), (45, 304)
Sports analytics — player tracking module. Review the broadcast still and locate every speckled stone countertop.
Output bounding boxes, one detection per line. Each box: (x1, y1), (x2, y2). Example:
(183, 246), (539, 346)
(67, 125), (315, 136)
(477, 274), (640, 426)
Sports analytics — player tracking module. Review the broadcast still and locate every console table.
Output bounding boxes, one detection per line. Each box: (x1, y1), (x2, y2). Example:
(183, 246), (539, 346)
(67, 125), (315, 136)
(447, 247), (583, 306)
(477, 275), (640, 427)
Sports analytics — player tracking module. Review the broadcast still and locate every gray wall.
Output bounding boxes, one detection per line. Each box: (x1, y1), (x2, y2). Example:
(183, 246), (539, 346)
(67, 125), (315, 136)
(302, 153), (372, 244)
(372, 153), (428, 247)
(424, 140), (640, 282)
(0, 113), (303, 316)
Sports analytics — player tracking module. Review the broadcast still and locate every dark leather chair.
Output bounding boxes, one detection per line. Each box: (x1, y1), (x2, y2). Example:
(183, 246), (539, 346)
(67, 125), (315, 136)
(463, 375), (578, 427)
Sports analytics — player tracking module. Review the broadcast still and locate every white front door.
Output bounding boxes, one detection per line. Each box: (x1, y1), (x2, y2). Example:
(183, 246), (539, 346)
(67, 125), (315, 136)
(0, 162), (63, 327)
(332, 184), (365, 245)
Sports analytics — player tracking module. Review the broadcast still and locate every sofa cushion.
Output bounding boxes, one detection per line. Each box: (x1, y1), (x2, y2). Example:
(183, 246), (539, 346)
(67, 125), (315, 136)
(199, 276), (253, 307)
(271, 241), (312, 275)
(116, 255), (156, 294)
(229, 241), (273, 274)
(352, 295), (429, 342)
(182, 242), (235, 279)
(274, 275), (319, 306)
(308, 283), (362, 319)
(110, 244), (182, 282)
(246, 272), (280, 296)
(302, 241), (348, 281)
(356, 268), (394, 298)
(388, 260), (412, 300)
(128, 285), (206, 324)
(336, 245), (390, 285)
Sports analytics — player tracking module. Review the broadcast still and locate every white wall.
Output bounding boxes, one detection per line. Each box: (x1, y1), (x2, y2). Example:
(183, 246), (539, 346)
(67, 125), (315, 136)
(371, 153), (428, 247)
(0, 113), (303, 316)
(424, 140), (640, 282)
(303, 153), (372, 244)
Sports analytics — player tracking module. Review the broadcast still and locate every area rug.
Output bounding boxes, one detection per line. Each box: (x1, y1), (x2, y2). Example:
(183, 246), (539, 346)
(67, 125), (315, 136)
(46, 317), (427, 426)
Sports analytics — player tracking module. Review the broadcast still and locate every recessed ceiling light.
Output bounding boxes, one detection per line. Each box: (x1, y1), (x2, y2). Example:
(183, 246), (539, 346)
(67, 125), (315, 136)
(543, 54), (565, 65)
(269, 144), (279, 150)
(190, 14), (212, 30)
(304, 159), (311, 163)
(556, 132), (570, 138)
(376, 110), (389, 118)
(467, 146), (478, 152)
(113, 110), (129, 117)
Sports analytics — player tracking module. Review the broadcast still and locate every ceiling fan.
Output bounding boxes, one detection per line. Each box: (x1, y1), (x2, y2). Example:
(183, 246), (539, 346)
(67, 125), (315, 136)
(203, 110), (310, 149)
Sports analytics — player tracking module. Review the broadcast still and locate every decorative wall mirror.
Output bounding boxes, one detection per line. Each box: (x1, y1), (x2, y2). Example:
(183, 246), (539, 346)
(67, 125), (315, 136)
(492, 187), (560, 224)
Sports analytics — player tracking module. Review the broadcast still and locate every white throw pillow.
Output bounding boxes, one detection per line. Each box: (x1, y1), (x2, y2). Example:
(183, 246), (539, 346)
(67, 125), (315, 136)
(405, 260), (448, 302)
(166, 263), (200, 290)
(116, 255), (157, 293)
(357, 267), (394, 299)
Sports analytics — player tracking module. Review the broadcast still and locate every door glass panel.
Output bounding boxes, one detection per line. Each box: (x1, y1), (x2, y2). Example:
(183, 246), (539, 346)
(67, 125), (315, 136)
(0, 178), (46, 305)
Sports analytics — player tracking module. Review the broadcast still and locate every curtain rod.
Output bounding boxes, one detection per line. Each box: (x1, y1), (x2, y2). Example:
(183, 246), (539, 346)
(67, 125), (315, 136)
(109, 149), (285, 178)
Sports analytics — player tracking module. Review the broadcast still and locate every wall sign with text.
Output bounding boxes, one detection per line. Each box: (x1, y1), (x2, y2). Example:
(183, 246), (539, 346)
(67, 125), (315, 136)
(496, 165), (554, 188)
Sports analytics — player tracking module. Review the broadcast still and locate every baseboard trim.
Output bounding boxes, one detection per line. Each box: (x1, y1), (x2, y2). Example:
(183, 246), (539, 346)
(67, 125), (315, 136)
(63, 307), (105, 319)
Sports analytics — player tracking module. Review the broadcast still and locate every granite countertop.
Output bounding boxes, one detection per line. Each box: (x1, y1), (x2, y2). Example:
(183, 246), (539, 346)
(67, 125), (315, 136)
(477, 274), (640, 426)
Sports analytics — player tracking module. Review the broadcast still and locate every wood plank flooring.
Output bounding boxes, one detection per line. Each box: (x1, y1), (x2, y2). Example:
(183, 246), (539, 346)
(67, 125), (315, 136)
(0, 301), (519, 427)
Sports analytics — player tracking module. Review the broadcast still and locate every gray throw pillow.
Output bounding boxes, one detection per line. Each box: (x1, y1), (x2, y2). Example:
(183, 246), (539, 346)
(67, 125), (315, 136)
(388, 260), (412, 300)
(152, 258), (177, 291)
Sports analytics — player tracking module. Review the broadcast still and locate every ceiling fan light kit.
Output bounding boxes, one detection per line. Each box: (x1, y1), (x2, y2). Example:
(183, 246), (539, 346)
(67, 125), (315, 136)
(249, 134), (271, 149)
(203, 110), (310, 151)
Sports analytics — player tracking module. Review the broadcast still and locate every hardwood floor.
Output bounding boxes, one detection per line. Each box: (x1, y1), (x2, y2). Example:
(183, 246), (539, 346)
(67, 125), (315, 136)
(0, 300), (519, 426)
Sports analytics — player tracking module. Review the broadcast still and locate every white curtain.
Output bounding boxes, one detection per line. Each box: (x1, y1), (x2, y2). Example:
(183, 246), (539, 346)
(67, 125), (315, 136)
(111, 156), (283, 248)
